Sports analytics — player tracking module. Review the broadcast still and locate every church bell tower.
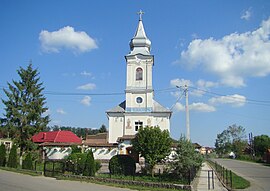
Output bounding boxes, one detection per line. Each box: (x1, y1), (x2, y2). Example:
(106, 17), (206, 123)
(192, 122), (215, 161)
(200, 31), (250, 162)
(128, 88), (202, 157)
(125, 10), (154, 113)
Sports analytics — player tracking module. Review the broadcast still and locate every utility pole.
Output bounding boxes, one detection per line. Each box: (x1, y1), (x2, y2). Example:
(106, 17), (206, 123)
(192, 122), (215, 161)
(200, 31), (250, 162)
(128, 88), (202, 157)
(184, 84), (190, 141)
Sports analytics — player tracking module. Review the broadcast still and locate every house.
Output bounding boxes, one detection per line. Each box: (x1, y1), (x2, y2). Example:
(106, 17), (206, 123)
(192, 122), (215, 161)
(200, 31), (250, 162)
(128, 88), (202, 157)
(32, 130), (82, 160)
(83, 132), (118, 161)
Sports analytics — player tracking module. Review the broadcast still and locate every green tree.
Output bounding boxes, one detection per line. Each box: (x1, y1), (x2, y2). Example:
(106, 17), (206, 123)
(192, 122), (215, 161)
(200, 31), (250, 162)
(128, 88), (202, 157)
(131, 126), (172, 177)
(2, 64), (49, 156)
(7, 145), (17, 168)
(0, 144), (6, 167)
(99, 124), (107, 133)
(215, 124), (247, 157)
(254, 135), (270, 157)
(169, 136), (203, 179)
(22, 152), (33, 170)
(83, 150), (95, 176)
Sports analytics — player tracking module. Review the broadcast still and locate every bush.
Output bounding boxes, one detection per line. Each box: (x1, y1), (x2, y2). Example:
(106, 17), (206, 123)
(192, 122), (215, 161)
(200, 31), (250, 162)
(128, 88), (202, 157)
(66, 153), (86, 174)
(83, 150), (95, 176)
(7, 145), (17, 168)
(0, 144), (6, 167)
(22, 152), (33, 170)
(95, 160), (102, 172)
(109, 155), (136, 176)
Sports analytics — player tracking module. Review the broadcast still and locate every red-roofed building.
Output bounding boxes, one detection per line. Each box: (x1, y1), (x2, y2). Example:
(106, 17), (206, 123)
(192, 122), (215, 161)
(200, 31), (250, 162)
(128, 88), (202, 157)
(32, 131), (82, 160)
(32, 131), (82, 145)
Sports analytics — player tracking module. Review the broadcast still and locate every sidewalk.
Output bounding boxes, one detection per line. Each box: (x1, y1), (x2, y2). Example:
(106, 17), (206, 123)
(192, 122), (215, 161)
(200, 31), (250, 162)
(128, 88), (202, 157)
(193, 162), (227, 191)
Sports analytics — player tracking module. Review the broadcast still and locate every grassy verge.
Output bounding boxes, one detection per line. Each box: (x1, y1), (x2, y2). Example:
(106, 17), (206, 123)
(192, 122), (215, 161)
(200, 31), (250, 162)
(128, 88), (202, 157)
(230, 171), (250, 189)
(58, 175), (185, 191)
(207, 160), (250, 189)
(0, 166), (43, 176)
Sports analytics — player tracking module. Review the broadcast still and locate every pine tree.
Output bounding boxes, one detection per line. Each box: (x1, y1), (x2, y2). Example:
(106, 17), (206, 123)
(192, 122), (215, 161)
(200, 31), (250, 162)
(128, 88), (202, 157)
(2, 63), (49, 156)
(7, 145), (17, 168)
(83, 150), (95, 176)
(0, 144), (6, 167)
(22, 152), (33, 170)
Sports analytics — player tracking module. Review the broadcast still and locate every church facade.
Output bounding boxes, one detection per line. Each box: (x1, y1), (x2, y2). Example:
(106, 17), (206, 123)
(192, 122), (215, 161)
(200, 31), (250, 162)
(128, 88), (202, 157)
(106, 13), (172, 150)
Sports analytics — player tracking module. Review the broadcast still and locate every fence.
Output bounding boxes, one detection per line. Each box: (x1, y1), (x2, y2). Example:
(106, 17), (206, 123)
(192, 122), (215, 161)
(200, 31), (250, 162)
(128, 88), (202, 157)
(208, 160), (232, 190)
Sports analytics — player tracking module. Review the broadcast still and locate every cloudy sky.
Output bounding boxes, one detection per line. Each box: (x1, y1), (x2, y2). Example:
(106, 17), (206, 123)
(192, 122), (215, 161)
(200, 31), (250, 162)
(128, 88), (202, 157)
(0, 0), (270, 146)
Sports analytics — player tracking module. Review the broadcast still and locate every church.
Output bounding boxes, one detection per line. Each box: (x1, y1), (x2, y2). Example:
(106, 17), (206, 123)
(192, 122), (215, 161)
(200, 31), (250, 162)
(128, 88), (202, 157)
(106, 12), (172, 155)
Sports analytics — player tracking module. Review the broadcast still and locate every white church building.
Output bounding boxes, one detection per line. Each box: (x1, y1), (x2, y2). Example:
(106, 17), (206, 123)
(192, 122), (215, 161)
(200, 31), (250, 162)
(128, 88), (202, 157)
(106, 12), (172, 156)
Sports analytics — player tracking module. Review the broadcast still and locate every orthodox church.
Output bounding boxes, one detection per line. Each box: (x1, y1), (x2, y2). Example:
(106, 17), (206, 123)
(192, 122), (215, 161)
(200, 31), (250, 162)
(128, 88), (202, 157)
(106, 12), (172, 150)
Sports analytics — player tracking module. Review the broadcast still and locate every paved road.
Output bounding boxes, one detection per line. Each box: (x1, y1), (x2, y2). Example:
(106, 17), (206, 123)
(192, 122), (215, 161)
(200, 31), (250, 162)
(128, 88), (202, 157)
(0, 169), (131, 191)
(212, 159), (270, 191)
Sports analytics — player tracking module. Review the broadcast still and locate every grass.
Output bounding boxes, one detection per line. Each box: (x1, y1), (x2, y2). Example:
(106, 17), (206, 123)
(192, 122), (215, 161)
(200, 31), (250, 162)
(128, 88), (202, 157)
(59, 175), (186, 191)
(97, 173), (188, 185)
(231, 171), (250, 189)
(207, 160), (250, 190)
(0, 166), (43, 176)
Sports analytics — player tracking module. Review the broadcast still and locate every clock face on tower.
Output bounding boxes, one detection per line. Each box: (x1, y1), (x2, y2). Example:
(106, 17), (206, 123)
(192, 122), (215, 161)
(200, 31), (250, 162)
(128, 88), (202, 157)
(136, 97), (143, 104)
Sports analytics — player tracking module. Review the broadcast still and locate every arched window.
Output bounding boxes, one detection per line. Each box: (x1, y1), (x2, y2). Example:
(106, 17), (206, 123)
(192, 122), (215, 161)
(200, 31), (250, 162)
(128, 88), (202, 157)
(136, 67), (143, 81)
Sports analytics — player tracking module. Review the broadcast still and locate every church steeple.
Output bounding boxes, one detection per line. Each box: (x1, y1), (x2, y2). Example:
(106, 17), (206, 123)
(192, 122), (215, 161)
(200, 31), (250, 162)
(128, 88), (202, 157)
(129, 10), (151, 55)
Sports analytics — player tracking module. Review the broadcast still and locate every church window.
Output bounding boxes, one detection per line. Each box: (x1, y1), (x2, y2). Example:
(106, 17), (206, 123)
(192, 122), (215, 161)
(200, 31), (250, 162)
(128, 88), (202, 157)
(135, 121), (143, 131)
(136, 67), (143, 80)
(136, 97), (143, 104)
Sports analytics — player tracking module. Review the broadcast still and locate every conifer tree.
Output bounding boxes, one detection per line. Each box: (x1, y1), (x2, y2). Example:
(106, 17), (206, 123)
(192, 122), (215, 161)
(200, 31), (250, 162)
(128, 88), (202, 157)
(22, 152), (33, 170)
(0, 144), (6, 167)
(2, 63), (49, 156)
(83, 150), (95, 176)
(7, 145), (17, 168)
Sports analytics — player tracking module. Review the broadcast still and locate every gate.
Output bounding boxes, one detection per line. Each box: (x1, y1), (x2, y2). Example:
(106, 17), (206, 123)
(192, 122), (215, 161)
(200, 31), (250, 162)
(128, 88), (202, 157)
(44, 160), (65, 177)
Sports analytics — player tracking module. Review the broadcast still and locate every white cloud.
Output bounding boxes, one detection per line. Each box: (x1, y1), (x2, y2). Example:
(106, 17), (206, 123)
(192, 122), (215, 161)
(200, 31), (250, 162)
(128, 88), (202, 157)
(174, 102), (215, 112)
(209, 94), (246, 107)
(81, 96), (91, 106)
(77, 83), (96, 90)
(39, 26), (98, 53)
(80, 71), (92, 77)
(180, 17), (270, 87)
(189, 102), (216, 112)
(241, 8), (252, 21)
(57, 108), (67, 115)
(170, 78), (193, 88)
(174, 102), (185, 111)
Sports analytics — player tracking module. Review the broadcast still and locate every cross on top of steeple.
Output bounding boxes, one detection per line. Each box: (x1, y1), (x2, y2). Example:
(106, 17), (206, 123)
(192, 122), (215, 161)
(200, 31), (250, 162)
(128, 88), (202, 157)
(137, 10), (144, 21)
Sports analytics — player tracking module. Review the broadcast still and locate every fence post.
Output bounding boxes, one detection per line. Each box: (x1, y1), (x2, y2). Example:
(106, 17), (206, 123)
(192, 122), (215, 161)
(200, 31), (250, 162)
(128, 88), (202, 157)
(208, 170), (210, 190)
(212, 170), (214, 189)
(230, 170), (233, 190)
(43, 161), (46, 176)
(52, 161), (55, 177)
(226, 169), (228, 186)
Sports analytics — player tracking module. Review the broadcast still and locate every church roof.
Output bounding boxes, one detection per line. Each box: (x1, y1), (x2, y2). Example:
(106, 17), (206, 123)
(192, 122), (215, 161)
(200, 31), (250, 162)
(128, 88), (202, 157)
(106, 101), (126, 113)
(152, 100), (171, 113)
(128, 12), (151, 56)
(32, 131), (82, 144)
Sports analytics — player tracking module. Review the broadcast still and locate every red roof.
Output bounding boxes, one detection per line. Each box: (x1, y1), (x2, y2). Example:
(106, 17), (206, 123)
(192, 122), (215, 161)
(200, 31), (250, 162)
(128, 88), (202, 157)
(32, 131), (82, 144)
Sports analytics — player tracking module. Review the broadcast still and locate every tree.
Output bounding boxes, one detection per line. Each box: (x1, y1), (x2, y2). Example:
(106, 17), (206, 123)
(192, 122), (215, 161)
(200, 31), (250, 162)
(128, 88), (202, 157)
(99, 124), (107, 133)
(215, 124), (247, 157)
(131, 126), (172, 177)
(7, 145), (17, 168)
(2, 64), (49, 156)
(0, 144), (6, 167)
(22, 152), (33, 170)
(254, 135), (270, 157)
(83, 150), (96, 176)
(169, 136), (203, 179)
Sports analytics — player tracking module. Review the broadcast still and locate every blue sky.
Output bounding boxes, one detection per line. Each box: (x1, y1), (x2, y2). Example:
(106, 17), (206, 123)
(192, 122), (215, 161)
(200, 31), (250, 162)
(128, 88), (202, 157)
(1, 0), (270, 146)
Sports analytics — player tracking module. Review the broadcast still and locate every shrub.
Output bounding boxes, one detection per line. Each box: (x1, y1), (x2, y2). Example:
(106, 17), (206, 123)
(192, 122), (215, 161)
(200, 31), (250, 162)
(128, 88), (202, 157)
(109, 155), (136, 176)
(83, 150), (95, 176)
(7, 145), (17, 168)
(22, 152), (33, 170)
(0, 144), (6, 167)
(95, 160), (102, 172)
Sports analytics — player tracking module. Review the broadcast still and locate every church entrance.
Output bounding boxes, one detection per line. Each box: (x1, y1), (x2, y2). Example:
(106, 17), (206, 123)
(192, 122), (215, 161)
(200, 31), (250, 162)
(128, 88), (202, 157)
(126, 146), (139, 163)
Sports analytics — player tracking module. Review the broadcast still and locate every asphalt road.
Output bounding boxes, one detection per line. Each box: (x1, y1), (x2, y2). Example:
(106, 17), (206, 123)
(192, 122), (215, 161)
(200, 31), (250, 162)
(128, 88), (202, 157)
(0, 169), (131, 191)
(212, 159), (270, 191)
